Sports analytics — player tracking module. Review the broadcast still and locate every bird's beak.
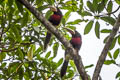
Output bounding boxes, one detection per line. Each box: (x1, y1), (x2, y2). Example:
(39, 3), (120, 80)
(64, 28), (75, 35)
(48, 6), (57, 12)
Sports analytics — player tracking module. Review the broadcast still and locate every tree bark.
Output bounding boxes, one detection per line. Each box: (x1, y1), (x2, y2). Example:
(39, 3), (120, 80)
(92, 13), (120, 80)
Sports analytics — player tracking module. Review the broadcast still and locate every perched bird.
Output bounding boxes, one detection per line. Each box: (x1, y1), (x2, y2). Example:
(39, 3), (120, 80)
(60, 28), (82, 78)
(44, 6), (63, 51)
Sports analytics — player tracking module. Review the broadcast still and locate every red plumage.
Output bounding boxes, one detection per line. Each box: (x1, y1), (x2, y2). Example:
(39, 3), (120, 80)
(71, 37), (82, 45)
(60, 30), (82, 78)
(44, 7), (62, 51)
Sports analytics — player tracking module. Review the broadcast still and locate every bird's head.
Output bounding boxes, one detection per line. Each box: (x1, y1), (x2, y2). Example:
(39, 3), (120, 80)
(64, 28), (81, 37)
(48, 6), (62, 15)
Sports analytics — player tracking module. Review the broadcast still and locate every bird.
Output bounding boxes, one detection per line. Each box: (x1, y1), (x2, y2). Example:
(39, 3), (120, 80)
(60, 28), (82, 78)
(44, 6), (63, 51)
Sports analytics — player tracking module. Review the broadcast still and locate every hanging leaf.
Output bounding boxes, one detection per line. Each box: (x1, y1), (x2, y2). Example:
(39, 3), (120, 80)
(84, 21), (94, 35)
(53, 42), (59, 58)
(85, 64), (94, 69)
(107, 51), (112, 59)
(118, 35), (120, 45)
(67, 19), (83, 25)
(113, 48), (120, 59)
(21, 12), (29, 27)
(116, 72), (120, 79)
(98, 2), (105, 13)
(95, 21), (100, 39)
(0, 52), (6, 62)
(115, 0), (120, 5)
(104, 60), (116, 65)
(64, 11), (71, 22)
(47, 0), (54, 5)
(17, 49), (24, 60)
(45, 10), (52, 19)
(15, 0), (23, 13)
(45, 51), (51, 58)
(101, 16), (116, 26)
(87, 1), (94, 12)
(103, 35), (109, 43)
(101, 29), (112, 33)
(110, 37), (117, 50)
(57, 58), (63, 68)
(70, 60), (76, 71)
(93, 0), (98, 12)
(27, 45), (34, 61)
(81, 11), (92, 17)
(62, 11), (71, 26)
(107, 1), (113, 13)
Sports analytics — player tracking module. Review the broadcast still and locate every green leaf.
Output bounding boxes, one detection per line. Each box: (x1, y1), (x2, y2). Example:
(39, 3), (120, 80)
(95, 21), (100, 39)
(45, 51), (51, 58)
(15, 0), (23, 13)
(115, 0), (120, 5)
(79, 0), (83, 12)
(27, 45), (34, 61)
(101, 16), (116, 26)
(37, 5), (48, 12)
(116, 72), (120, 79)
(0, 52), (6, 62)
(45, 10), (52, 19)
(87, 1), (94, 12)
(81, 11), (92, 16)
(104, 60), (116, 65)
(57, 58), (63, 67)
(107, 1), (113, 13)
(110, 37), (117, 50)
(47, 0), (54, 5)
(70, 60), (76, 71)
(113, 48), (120, 59)
(21, 12), (29, 27)
(67, 19), (83, 25)
(1, 62), (7, 68)
(64, 11), (71, 22)
(11, 25), (21, 42)
(84, 21), (94, 35)
(53, 42), (59, 58)
(67, 69), (74, 78)
(101, 29), (112, 33)
(103, 35), (109, 43)
(85, 64), (94, 69)
(98, 2), (105, 13)
(107, 51), (112, 59)
(62, 11), (71, 26)
(93, 0), (98, 12)
(0, 0), (4, 4)
(118, 35), (120, 45)
(17, 49), (24, 60)
(8, 0), (13, 7)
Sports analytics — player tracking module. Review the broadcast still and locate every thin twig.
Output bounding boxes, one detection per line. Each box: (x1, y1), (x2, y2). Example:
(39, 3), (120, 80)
(95, 6), (120, 17)
(0, 48), (18, 52)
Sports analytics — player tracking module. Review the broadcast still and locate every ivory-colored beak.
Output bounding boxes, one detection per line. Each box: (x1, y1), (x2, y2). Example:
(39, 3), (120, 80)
(64, 27), (75, 35)
(48, 6), (57, 12)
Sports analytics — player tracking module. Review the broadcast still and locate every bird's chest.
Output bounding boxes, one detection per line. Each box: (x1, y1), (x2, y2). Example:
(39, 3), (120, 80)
(51, 14), (61, 21)
(71, 37), (81, 45)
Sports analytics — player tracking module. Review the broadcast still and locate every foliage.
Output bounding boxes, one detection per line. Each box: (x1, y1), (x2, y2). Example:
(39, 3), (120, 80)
(0, 0), (120, 79)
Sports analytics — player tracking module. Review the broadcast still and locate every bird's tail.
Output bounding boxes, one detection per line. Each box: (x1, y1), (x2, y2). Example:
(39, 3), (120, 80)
(60, 60), (69, 78)
(44, 32), (52, 51)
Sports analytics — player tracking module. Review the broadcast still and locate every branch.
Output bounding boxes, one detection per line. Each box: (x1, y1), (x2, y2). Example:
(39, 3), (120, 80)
(92, 13), (120, 80)
(95, 6), (120, 17)
(0, 48), (18, 52)
(74, 54), (88, 80)
(17, 0), (88, 79)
